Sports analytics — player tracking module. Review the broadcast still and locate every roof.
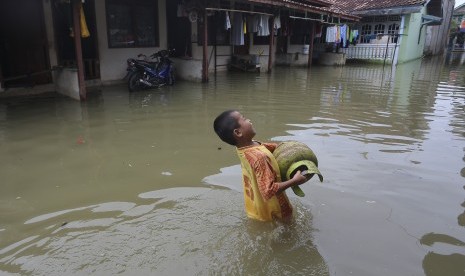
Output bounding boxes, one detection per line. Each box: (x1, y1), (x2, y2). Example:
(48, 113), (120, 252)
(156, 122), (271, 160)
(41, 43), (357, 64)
(327, 0), (427, 13)
(247, 0), (361, 20)
(454, 3), (465, 15)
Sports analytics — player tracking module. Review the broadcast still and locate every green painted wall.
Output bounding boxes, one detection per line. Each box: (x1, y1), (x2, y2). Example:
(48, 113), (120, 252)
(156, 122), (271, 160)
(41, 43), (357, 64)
(398, 9), (427, 64)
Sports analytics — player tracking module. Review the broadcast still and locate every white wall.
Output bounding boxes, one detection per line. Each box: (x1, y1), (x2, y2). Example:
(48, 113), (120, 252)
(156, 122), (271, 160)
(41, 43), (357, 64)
(95, 0), (168, 83)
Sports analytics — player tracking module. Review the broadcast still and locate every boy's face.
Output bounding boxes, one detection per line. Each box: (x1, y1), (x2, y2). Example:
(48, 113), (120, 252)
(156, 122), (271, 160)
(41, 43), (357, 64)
(233, 111), (256, 141)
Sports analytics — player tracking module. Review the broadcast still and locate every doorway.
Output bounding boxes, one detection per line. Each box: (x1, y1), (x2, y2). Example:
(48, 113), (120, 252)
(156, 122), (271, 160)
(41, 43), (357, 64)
(166, 0), (192, 58)
(0, 0), (52, 88)
(51, 0), (100, 80)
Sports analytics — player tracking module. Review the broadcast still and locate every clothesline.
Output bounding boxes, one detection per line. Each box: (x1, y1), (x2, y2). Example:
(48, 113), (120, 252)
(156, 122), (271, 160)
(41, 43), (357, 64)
(205, 7), (273, 16)
(289, 15), (323, 22)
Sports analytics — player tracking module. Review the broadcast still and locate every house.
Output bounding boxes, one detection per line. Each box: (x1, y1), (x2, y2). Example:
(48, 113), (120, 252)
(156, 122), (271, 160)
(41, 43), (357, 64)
(450, 3), (465, 50)
(312, 0), (455, 64)
(0, 0), (359, 100)
(452, 3), (465, 24)
(1, 0), (451, 101)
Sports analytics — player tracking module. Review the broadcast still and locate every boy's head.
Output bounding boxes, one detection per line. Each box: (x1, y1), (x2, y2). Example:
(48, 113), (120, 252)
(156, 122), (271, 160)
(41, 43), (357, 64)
(213, 110), (255, 146)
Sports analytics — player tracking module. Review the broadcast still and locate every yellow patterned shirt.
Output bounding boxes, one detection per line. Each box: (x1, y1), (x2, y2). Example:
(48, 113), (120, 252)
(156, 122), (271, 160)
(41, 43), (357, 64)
(236, 142), (293, 221)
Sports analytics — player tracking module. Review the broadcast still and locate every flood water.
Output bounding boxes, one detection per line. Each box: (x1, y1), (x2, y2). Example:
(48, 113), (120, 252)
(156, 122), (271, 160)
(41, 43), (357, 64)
(1, 53), (465, 275)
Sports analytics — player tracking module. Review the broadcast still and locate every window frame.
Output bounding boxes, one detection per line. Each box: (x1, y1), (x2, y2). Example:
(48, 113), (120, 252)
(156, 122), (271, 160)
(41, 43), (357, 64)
(105, 0), (159, 48)
(360, 24), (372, 43)
(388, 23), (400, 43)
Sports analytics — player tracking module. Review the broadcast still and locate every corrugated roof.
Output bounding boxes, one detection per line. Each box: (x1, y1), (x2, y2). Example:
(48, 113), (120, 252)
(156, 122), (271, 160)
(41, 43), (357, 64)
(454, 4), (465, 15)
(326, 0), (426, 12)
(247, 0), (361, 20)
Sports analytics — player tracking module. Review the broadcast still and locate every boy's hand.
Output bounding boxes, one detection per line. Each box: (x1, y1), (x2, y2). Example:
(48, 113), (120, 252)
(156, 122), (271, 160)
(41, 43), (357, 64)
(292, 170), (309, 185)
(277, 170), (311, 193)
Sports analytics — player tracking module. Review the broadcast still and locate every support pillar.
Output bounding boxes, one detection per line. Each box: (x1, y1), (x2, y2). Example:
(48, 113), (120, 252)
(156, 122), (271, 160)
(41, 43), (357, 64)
(0, 64), (4, 92)
(267, 16), (275, 73)
(308, 23), (315, 67)
(202, 10), (209, 83)
(72, 0), (86, 101)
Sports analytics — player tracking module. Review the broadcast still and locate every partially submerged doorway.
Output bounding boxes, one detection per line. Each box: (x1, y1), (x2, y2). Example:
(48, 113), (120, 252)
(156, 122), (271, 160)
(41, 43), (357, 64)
(51, 0), (100, 80)
(0, 0), (52, 88)
(166, 0), (192, 57)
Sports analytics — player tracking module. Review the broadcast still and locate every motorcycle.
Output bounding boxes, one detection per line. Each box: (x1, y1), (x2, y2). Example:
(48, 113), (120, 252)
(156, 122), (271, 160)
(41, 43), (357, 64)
(125, 49), (175, 92)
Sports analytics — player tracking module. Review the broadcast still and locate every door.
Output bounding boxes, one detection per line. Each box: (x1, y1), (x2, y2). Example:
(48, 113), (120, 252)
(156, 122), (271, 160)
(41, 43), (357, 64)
(52, 0), (100, 80)
(166, 0), (192, 57)
(0, 0), (51, 87)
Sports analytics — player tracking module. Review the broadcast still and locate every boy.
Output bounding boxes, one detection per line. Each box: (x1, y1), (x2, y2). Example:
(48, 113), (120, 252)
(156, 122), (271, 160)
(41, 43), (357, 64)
(213, 110), (309, 222)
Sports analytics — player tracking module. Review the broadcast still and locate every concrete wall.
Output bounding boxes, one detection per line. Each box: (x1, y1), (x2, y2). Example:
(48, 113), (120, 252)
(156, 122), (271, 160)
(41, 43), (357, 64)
(398, 11), (427, 64)
(94, 0), (168, 83)
(53, 68), (80, 100)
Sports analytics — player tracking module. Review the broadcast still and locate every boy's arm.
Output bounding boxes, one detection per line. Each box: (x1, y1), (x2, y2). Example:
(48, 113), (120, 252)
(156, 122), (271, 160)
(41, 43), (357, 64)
(253, 159), (309, 200)
(275, 171), (308, 194)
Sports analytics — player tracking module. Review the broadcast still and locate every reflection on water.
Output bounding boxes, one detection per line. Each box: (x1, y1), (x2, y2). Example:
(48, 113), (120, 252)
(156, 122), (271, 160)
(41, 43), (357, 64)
(1, 53), (465, 275)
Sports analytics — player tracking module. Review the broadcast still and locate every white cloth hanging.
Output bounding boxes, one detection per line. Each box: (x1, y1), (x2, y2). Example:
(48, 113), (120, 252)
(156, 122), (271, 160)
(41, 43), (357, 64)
(231, 12), (244, 45)
(225, 11), (231, 30)
(257, 15), (270, 36)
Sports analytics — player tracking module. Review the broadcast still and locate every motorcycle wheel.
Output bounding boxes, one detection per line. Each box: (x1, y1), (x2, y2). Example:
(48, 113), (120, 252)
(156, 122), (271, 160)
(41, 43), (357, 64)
(128, 72), (144, 92)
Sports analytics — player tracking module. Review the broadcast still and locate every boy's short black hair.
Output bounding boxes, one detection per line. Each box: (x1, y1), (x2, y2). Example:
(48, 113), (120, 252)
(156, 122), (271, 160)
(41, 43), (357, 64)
(213, 110), (240, 146)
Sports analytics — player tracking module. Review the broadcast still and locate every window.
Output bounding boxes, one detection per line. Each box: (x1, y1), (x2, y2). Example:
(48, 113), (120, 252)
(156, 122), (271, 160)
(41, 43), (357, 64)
(360, 24), (372, 43)
(106, 0), (159, 48)
(388, 23), (400, 43)
(374, 24), (385, 35)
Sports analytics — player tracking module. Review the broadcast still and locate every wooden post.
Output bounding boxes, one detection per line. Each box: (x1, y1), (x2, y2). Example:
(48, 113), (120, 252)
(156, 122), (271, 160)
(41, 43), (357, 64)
(0, 64), (4, 91)
(72, 0), (87, 101)
(267, 16), (275, 73)
(308, 23), (315, 67)
(202, 10), (209, 83)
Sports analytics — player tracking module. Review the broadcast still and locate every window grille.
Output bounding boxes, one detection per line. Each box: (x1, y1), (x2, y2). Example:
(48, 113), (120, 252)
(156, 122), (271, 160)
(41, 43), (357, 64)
(388, 15), (401, 21)
(374, 16), (388, 22)
(388, 23), (400, 43)
(360, 24), (372, 43)
(374, 24), (385, 35)
(106, 0), (159, 48)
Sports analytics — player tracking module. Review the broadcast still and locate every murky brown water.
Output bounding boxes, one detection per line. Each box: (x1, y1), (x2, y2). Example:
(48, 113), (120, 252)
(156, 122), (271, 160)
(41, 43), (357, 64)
(1, 53), (465, 275)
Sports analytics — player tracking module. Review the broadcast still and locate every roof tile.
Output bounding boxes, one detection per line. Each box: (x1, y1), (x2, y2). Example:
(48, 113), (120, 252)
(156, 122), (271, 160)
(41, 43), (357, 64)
(326, 0), (426, 12)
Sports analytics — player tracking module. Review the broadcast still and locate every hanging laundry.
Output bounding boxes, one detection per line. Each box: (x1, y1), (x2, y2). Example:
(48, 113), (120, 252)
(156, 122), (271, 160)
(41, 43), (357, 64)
(225, 11), (231, 30)
(70, 2), (90, 38)
(243, 16), (247, 34)
(340, 25), (347, 47)
(274, 15), (281, 30)
(257, 15), (270, 36)
(273, 15), (281, 35)
(252, 15), (260, 33)
(325, 26), (337, 43)
(231, 12), (244, 45)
